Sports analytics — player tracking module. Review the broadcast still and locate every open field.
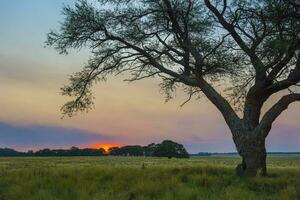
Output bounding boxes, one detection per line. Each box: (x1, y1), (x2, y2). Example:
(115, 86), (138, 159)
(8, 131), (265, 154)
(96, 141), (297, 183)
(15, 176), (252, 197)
(0, 156), (299, 200)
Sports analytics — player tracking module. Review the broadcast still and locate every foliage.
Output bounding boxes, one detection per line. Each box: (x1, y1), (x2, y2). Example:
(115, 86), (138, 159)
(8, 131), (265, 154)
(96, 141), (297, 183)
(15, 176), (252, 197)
(152, 140), (189, 158)
(34, 146), (105, 157)
(109, 145), (146, 156)
(0, 148), (27, 157)
(46, 0), (300, 117)
(0, 140), (189, 158)
(0, 147), (105, 157)
(109, 140), (189, 158)
(0, 156), (299, 200)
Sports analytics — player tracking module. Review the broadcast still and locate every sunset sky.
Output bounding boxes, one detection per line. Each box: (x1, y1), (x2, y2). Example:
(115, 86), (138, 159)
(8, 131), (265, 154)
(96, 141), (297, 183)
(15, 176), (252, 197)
(0, 0), (299, 153)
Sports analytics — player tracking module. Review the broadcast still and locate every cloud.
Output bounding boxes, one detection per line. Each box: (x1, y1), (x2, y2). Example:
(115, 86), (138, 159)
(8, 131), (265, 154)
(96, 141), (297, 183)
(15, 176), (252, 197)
(0, 122), (116, 151)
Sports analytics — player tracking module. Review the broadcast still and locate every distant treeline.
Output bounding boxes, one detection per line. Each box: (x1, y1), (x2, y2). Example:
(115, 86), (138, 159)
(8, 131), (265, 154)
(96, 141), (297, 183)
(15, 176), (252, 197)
(109, 140), (189, 158)
(0, 147), (105, 157)
(0, 148), (28, 157)
(0, 140), (189, 158)
(193, 152), (300, 156)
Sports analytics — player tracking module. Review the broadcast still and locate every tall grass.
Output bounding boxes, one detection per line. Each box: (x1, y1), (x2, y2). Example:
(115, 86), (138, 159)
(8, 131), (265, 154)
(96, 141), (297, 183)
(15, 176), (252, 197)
(0, 156), (299, 200)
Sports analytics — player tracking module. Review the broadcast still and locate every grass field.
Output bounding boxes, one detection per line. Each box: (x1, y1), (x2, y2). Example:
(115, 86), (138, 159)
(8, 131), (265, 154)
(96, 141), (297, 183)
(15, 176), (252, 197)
(0, 156), (299, 200)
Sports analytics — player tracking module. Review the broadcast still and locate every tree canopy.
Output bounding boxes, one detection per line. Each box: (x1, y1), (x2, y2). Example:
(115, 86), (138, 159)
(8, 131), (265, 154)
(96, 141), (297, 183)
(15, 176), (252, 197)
(152, 140), (189, 158)
(47, 0), (299, 117)
(109, 140), (189, 158)
(47, 0), (300, 176)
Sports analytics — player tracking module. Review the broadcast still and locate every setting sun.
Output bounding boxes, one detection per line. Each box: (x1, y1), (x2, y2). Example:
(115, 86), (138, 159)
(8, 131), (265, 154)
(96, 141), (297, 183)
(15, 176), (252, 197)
(89, 144), (121, 152)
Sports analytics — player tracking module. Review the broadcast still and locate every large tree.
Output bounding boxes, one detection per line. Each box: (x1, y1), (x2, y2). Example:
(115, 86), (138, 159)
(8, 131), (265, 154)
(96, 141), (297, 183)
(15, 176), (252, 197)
(47, 0), (300, 176)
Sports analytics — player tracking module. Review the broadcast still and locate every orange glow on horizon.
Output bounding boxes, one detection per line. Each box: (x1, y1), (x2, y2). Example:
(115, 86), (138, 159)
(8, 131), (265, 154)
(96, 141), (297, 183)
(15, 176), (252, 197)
(89, 144), (121, 153)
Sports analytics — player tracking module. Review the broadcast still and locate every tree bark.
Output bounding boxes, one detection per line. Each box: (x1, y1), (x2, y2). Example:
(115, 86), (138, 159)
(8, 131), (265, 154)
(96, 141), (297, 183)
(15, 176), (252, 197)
(233, 132), (267, 177)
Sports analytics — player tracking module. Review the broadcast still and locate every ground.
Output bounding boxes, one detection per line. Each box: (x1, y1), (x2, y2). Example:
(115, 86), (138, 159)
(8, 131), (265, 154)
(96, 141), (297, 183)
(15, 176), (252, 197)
(0, 156), (299, 200)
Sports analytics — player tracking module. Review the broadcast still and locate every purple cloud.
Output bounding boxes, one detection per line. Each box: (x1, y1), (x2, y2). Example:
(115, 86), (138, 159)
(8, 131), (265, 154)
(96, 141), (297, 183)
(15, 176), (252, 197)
(0, 122), (115, 151)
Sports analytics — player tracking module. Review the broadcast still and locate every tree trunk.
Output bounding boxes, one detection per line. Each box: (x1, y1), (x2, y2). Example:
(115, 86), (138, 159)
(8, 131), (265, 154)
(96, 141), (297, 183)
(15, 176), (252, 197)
(233, 133), (267, 177)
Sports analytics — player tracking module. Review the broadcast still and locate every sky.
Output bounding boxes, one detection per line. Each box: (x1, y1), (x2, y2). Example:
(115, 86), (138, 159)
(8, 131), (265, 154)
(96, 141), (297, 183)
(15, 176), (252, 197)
(0, 0), (299, 153)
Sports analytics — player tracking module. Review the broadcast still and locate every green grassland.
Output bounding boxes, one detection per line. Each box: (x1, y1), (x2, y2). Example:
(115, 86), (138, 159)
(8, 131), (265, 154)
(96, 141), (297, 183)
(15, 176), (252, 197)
(0, 156), (299, 200)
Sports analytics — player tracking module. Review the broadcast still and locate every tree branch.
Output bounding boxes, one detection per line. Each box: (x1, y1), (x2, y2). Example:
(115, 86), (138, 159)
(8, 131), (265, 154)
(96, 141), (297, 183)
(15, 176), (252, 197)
(267, 41), (300, 80)
(258, 93), (300, 137)
(264, 52), (300, 95)
(204, 0), (266, 82)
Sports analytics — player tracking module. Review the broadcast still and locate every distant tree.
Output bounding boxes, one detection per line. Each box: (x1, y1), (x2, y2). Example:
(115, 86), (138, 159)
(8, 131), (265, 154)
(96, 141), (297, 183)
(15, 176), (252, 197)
(109, 145), (145, 156)
(197, 152), (212, 156)
(107, 141), (188, 157)
(79, 148), (105, 156)
(35, 148), (53, 156)
(144, 143), (158, 156)
(152, 140), (189, 158)
(108, 147), (120, 156)
(27, 150), (34, 155)
(47, 0), (300, 176)
(0, 148), (26, 157)
(34, 147), (105, 156)
(69, 146), (79, 156)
